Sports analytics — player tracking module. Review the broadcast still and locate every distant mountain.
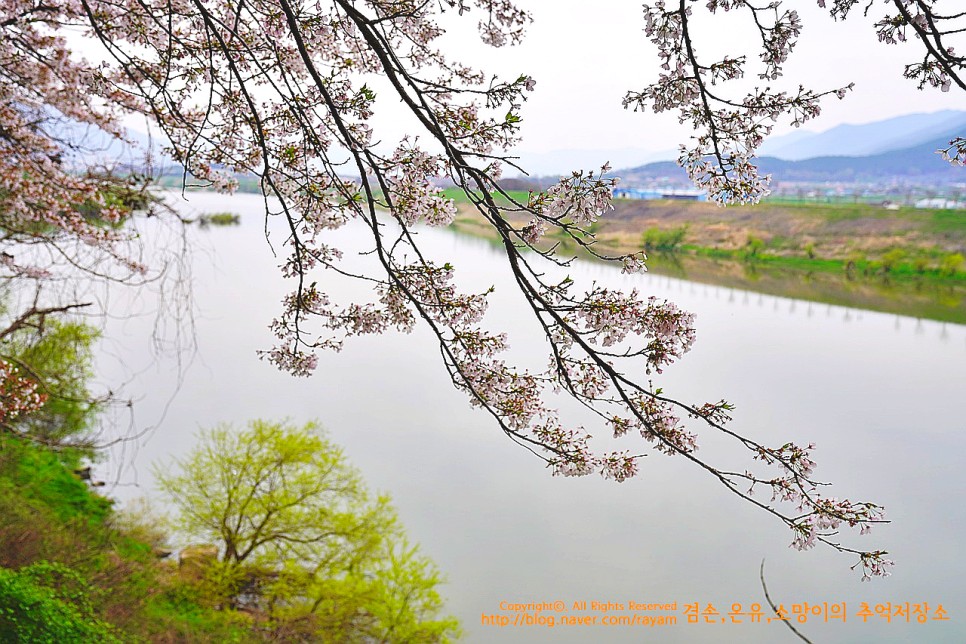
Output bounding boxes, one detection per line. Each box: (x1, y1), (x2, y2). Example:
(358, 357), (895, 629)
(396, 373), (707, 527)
(758, 110), (966, 160)
(619, 134), (965, 185)
(50, 119), (173, 173)
(757, 135), (963, 182)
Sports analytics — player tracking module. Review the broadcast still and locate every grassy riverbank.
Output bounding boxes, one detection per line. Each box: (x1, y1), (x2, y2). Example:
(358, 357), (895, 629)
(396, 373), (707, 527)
(601, 199), (966, 281)
(448, 196), (966, 324)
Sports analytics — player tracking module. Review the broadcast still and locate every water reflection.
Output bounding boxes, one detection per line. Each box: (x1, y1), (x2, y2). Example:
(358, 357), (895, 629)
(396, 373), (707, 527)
(96, 192), (965, 644)
(640, 251), (966, 326)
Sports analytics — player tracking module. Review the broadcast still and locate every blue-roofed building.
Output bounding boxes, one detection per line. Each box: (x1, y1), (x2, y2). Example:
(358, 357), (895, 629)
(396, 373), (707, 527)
(614, 187), (707, 201)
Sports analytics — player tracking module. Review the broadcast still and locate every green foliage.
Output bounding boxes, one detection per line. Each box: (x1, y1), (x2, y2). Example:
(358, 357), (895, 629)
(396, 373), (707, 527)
(0, 303), (456, 641)
(642, 225), (688, 252)
(0, 434), (263, 642)
(13, 562), (97, 617)
(0, 307), (277, 641)
(0, 564), (122, 643)
(4, 320), (102, 448)
(0, 435), (111, 530)
(743, 235), (766, 260)
(880, 248), (907, 272)
(156, 419), (387, 567)
(0, 468), (105, 573)
(363, 540), (461, 643)
(157, 419), (461, 642)
(941, 252), (965, 276)
(73, 173), (155, 222)
(142, 579), (255, 643)
(197, 212), (241, 226)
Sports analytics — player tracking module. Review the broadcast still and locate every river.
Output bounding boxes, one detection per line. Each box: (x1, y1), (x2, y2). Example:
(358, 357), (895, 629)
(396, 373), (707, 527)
(95, 191), (966, 643)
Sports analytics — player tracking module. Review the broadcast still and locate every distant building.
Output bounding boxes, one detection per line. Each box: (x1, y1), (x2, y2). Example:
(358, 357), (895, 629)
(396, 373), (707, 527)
(614, 187), (707, 201)
(914, 198), (965, 209)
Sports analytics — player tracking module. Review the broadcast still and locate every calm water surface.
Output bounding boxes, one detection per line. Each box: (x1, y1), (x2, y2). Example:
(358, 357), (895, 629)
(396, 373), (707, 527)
(96, 192), (966, 643)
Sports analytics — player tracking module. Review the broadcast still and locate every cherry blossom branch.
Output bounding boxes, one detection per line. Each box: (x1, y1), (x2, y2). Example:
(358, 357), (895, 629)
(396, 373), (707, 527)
(14, 0), (910, 578)
(625, 1), (853, 203)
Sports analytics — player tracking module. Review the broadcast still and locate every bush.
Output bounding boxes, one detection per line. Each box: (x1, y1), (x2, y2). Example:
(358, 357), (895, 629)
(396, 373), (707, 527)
(197, 212), (241, 226)
(641, 225), (688, 252)
(0, 564), (122, 643)
(880, 248), (907, 273)
(743, 235), (766, 260)
(941, 252), (965, 277)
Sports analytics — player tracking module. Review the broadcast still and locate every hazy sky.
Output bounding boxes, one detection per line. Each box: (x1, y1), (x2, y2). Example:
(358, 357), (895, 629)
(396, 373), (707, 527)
(432, 1), (965, 160)
(112, 1), (964, 172)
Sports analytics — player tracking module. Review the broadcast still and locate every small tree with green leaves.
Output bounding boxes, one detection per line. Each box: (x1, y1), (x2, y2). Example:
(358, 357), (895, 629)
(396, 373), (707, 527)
(156, 419), (460, 642)
(2, 319), (103, 449)
(641, 225), (689, 252)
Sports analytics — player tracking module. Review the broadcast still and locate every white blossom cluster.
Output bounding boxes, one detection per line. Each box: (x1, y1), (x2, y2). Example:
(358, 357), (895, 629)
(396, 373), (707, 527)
(386, 146), (458, 227)
(533, 167), (616, 228)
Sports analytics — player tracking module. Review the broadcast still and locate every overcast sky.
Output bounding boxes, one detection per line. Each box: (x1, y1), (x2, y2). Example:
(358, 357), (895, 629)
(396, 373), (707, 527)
(424, 1), (965, 171)
(114, 1), (964, 174)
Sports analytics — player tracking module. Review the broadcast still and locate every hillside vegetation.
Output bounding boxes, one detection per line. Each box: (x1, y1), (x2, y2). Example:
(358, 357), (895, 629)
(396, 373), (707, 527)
(0, 310), (459, 642)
